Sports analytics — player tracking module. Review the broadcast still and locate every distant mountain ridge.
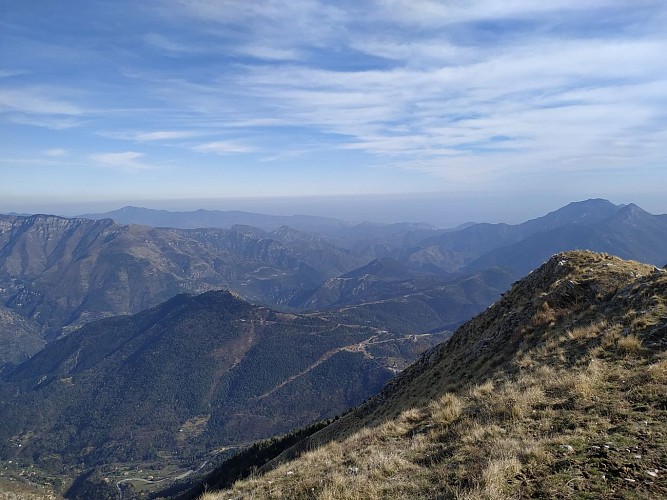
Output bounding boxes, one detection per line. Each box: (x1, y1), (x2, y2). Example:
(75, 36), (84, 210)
(80, 206), (442, 252)
(463, 202), (667, 276)
(401, 199), (667, 274)
(0, 213), (364, 361)
(80, 206), (351, 233)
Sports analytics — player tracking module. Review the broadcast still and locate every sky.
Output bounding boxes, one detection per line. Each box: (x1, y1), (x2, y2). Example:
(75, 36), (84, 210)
(1, 0), (666, 225)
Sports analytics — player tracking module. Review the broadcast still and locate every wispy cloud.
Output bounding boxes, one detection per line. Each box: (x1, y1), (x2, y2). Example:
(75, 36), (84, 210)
(135, 130), (203, 141)
(8, 114), (84, 130)
(192, 140), (255, 155)
(238, 45), (302, 61)
(0, 88), (83, 116)
(44, 148), (67, 157)
(0, 69), (26, 78)
(90, 151), (154, 170)
(100, 129), (206, 142)
(144, 33), (200, 54)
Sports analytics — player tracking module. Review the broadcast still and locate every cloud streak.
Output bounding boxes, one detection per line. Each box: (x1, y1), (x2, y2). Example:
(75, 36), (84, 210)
(192, 140), (255, 155)
(90, 151), (154, 170)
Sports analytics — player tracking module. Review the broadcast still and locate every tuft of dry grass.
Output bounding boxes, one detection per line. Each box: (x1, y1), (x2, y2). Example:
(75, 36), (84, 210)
(532, 300), (557, 326)
(647, 357), (667, 383)
(427, 393), (462, 425)
(617, 333), (643, 355)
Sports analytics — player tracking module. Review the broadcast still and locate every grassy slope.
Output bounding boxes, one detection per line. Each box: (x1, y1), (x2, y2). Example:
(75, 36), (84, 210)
(202, 251), (667, 499)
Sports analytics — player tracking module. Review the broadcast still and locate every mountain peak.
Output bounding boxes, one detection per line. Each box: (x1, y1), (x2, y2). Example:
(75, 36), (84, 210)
(270, 225), (309, 242)
(526, 198), (620, 229)
(616, 202), (650, 217)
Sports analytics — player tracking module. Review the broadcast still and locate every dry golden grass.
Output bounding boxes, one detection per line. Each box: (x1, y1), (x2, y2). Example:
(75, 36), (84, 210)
(427, 392), (462, 425)
(647, 357), (667, 383)
(617, 333), (643, 355)
(200, 253), (667, 500)
(0, 479), (56, 500)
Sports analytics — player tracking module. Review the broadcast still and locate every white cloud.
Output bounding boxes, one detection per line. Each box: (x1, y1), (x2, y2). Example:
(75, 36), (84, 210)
(0, 88), (83, 116)
(192, 141), (254, 155)
(371, 0), (642, 26)
(144, 33), (199, 53)
(90, 151), (153, 169)
(134, 130), (203, 141)
(172, 0), (347, 52)
(0, 70), (26, 78)
(44, 148), (67, 157)
(238, 45), (302, 61)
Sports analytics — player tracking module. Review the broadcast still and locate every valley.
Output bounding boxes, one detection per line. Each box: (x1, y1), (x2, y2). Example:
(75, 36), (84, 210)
(0, 199), (665, 499)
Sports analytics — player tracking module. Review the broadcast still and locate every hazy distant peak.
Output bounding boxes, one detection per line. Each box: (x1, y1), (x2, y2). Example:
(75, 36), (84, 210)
(229, 224), (268, 238)
(612, 202), (652, 221)
(520, 198), (620, 233)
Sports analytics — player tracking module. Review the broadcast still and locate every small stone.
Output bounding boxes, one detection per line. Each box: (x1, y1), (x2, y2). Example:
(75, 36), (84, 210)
(646, 470), (658, 478)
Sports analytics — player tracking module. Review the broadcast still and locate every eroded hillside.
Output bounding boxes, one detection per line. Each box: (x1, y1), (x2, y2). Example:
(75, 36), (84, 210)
(198, 251), (667, 499)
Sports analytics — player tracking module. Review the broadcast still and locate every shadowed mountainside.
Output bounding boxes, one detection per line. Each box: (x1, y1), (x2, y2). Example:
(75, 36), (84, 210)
(0, 290), (445, 480)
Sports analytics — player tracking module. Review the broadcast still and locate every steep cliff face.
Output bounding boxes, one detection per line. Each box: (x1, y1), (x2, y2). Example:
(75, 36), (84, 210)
(0, 304), (44, 367)
(194, 251), (666, 500)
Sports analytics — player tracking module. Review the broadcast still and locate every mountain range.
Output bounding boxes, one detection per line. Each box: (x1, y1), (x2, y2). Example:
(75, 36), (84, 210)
(0, 214), (366, 364)
(80, 199), (667, 277)
(80, 206), (440, 251)
(1, 199), (666, 498)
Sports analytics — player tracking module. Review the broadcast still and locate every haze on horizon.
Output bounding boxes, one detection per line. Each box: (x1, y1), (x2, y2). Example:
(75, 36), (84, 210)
(1, 1), (666, 225)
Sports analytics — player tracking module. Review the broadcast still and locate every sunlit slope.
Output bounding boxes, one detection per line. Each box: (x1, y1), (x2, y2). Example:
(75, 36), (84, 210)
(202, 251), (667, 499)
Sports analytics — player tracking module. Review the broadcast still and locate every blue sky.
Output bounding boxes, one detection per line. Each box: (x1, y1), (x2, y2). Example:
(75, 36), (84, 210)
(1, 0), (666, 223)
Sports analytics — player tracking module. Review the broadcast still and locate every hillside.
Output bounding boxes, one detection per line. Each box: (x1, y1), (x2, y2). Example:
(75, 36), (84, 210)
(0, 289), (445, 492)
(0, 214), (363, 358)
(193, 251), (667, 499)
(298, 262), (514, 335)
(0, 304), (44, 368)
